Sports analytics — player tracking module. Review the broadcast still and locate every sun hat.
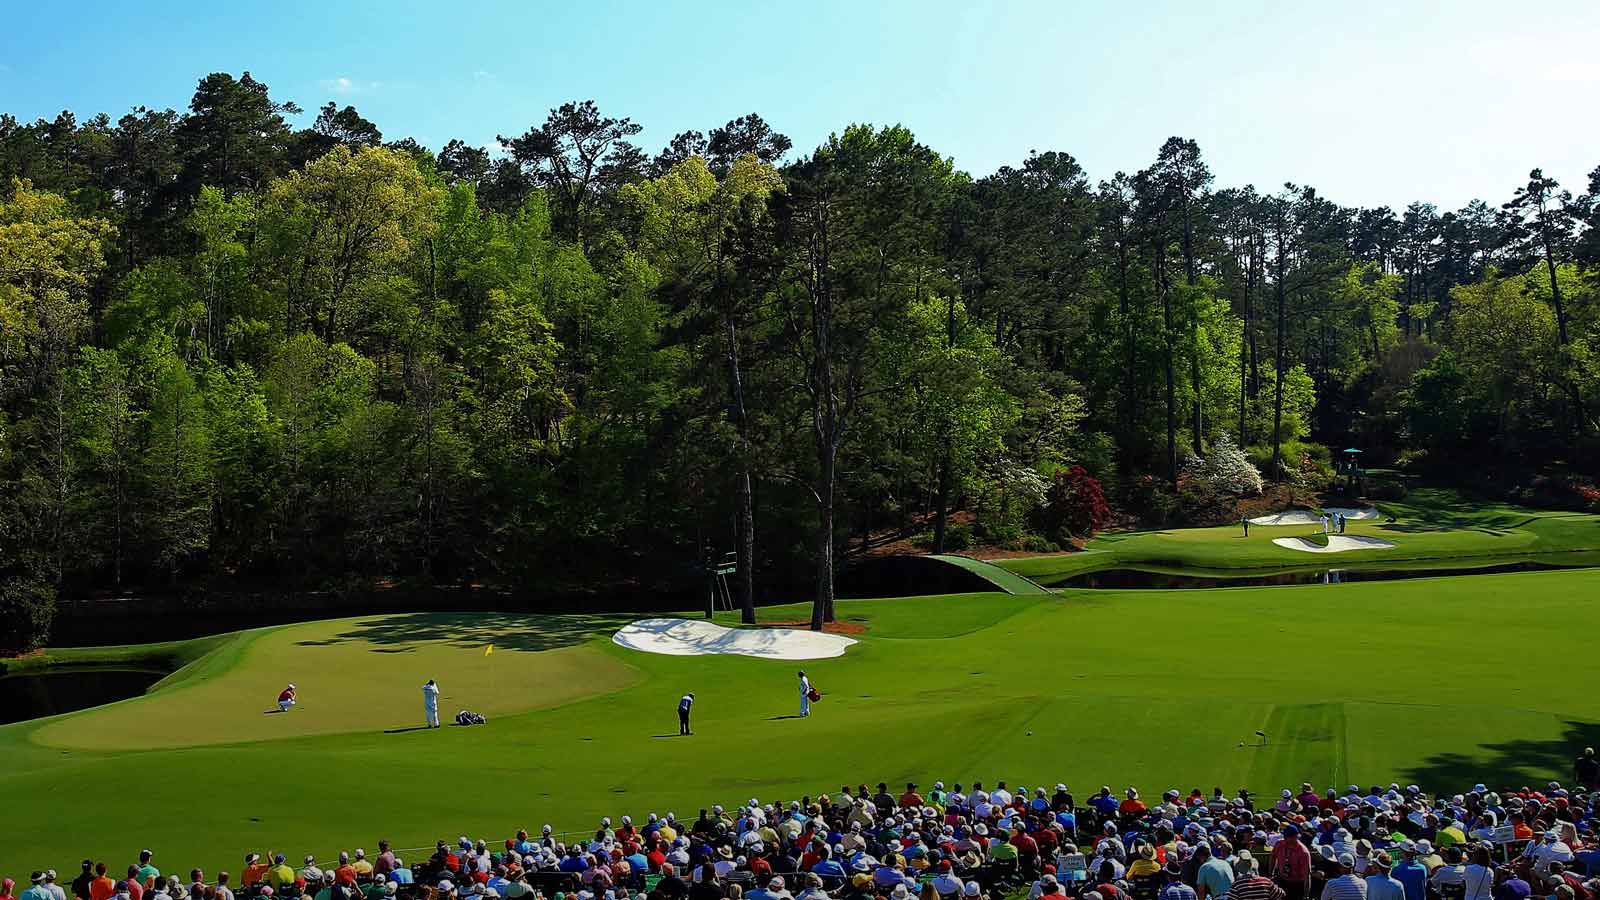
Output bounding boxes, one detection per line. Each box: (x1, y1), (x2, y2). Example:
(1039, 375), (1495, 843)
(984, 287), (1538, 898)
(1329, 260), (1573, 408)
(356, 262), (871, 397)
(963, 883), (981, 898)
(1337, 853), (1355, 868)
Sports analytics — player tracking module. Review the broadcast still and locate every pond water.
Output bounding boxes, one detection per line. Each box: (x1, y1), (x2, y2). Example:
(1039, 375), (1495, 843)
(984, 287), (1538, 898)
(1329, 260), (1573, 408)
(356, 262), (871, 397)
(0, 668), (165, 725)
(1054, 560), (1595, 589)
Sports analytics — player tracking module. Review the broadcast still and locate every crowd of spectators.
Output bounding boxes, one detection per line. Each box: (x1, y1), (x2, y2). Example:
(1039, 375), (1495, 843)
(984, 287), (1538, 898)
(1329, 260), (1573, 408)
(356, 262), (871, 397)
(11, 761), (1600, 900)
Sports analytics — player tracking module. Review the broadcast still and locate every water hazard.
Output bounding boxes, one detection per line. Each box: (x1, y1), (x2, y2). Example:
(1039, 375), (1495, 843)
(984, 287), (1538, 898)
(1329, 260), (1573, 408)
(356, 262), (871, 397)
(1054, 560), (1595, 589)
(0, 668), (165, 725)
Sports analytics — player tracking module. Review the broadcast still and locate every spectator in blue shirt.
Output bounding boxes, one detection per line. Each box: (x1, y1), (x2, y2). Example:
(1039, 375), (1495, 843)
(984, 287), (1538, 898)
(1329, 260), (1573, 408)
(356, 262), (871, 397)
(557, 849), (589, 873)
(1390, 845), (1427, 900)
(810, 847), (845, 881)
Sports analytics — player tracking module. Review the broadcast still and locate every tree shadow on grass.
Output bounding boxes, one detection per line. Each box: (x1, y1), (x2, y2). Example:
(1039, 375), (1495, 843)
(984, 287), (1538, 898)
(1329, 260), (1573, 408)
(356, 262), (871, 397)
(1375, 523), (1518, 536)
(1399, 718), (1600, 790)
(294, 611), (639, 653)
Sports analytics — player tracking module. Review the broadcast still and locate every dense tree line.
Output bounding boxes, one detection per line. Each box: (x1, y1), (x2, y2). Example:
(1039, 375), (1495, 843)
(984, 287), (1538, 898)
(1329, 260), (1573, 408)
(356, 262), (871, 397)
(3, 72), (1599, 646)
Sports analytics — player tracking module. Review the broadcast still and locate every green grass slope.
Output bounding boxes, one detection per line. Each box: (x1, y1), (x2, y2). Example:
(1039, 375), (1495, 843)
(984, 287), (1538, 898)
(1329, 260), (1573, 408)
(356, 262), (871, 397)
(928, 554), (1051, 594)
(4, 574), (1599, 877)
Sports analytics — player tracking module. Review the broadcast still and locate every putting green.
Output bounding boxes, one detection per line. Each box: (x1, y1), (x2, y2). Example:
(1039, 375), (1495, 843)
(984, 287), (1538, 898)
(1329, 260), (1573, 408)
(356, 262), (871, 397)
(4, 568), (1600, 879)
(996, 487), (1600, 584)
(30, 613), (641, 750)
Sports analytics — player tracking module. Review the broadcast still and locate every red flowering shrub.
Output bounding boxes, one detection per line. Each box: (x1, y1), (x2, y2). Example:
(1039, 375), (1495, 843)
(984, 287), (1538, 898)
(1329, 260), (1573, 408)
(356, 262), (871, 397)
(1030, 465), (1111, 542)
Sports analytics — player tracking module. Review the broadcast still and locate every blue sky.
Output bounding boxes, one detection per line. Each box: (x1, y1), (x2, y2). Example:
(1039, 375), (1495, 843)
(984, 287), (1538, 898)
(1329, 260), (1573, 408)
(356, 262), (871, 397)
(2, 0), (1596, 210)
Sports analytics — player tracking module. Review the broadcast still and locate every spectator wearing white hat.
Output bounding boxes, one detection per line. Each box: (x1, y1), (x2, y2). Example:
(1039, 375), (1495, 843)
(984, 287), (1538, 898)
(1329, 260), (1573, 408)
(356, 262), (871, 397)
(1525, 830), (1574, 878)
(748, 876), (791, 900)
(20, 874), (52, 900)
(1389, 843), (1426, 900)
(1319, 854), (1365, 900)
(1363, 852), (1403, 900)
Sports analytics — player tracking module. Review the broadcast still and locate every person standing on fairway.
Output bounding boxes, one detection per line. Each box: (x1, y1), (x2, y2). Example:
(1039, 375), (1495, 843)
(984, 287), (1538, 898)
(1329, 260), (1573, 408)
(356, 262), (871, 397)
(276, 684), (296, 713)
(422, 679), (440, 728)
(678, 693), (695, 735)
(798, 671), (812, 717)
(1242, 517), (1250, 537)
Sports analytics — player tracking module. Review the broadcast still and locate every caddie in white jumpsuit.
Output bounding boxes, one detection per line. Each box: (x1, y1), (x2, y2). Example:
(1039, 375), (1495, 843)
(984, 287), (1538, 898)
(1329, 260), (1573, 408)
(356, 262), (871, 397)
(798, 670), (811, 717)
(423, 678), (440, 728)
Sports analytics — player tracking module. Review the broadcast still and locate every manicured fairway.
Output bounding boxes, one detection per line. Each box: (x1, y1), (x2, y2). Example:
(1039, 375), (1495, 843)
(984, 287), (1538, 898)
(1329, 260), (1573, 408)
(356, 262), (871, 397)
(4, 569), (1600, 879)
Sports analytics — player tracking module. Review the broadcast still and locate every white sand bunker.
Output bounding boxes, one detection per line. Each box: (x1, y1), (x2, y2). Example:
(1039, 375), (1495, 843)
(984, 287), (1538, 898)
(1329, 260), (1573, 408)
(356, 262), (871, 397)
(1250, 507), (1381, 526)
(612, 618), (856, 660)
(1272, 535), (1397, 553)
(1324, 507), (1381, 520)
(1250, 511), (1321, 526)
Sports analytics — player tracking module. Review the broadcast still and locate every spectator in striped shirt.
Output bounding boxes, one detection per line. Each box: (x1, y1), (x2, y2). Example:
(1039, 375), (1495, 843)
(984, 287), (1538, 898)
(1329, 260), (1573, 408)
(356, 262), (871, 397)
(1225, 851), (1285, 900)
(1160, 861), (1197, 900)
(1321, 855), (1367, 900)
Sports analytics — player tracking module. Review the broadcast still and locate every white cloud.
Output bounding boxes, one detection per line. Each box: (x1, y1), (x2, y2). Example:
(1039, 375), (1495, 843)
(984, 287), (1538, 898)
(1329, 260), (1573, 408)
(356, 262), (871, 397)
(319, 76), (380, 95)
(473, 70), (494, 81)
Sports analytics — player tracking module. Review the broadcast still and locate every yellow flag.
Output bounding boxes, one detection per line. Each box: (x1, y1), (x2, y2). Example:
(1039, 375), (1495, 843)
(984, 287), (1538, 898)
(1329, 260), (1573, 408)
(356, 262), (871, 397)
(484, 644), (493, 656)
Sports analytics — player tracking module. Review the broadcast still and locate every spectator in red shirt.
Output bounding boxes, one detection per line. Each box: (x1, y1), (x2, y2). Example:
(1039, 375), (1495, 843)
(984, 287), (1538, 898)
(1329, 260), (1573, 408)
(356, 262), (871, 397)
(1271, 826), (1312, 900)
(900, 784), (925, 808)
(1121, 789), (1149, 818)
(1011, 828), (1040, 868)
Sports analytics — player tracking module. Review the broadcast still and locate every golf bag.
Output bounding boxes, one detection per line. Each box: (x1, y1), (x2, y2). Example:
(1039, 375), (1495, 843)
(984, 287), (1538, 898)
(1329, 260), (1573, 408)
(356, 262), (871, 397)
(455, 709), (487, 726)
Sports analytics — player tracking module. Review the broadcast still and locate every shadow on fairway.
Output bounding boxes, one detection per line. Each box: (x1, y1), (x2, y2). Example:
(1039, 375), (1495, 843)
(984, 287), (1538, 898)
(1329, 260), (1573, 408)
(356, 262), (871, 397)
(767, 714), (803, 721)
(293, 611), (638, 653)
(383, 725), (432, 734)
(1401, 719), (1600, 788)
(1376, 522), (1516, 536)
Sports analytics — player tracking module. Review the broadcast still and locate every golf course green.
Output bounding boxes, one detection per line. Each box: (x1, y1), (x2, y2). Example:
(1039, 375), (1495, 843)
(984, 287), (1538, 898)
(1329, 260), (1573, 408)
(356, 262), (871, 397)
(997, 488), (1600, 584)
(3, 489), (1599, 879)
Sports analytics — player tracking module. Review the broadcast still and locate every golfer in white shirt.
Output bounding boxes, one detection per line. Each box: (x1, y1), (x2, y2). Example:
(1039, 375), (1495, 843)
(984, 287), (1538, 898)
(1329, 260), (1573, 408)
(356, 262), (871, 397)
(798, 671), (812, 717)
(422, 679), (441, 728)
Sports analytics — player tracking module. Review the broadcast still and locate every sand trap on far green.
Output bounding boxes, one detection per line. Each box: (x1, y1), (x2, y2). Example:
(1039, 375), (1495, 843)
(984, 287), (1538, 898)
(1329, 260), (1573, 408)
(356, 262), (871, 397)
(613, 618), (856, 659)
(32, 612), (639, 751)
(1250, 508), (1380, 526)
(1272, 535), (1397, 553)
